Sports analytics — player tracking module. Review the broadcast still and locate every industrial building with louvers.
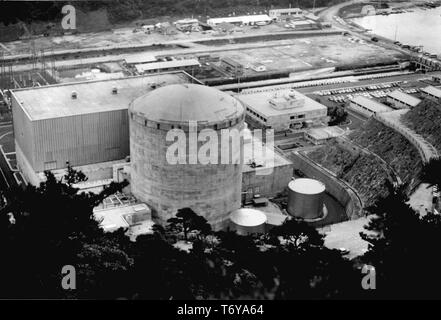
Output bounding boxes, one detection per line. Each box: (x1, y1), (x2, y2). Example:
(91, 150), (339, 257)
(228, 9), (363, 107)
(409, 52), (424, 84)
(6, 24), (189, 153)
(235, 88), (328, 132)
(11, 71), (197, 185)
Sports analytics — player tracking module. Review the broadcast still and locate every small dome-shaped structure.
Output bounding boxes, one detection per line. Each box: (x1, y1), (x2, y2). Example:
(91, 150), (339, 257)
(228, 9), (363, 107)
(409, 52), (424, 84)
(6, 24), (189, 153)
(229, 208), (267, 235)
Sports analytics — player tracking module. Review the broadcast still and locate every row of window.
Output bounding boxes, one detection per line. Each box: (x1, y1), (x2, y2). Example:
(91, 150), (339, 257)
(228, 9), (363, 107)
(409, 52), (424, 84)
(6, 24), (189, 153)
(245, 107), (267, 122)
(387, 96), (412, 107)
(350, 102), (375, 115)
(290, 114), (305, 120)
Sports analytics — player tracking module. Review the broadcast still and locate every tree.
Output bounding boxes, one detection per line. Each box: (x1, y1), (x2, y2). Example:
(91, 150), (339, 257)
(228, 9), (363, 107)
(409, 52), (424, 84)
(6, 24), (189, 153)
(0, 167), (129, 299)
(64, 162), (88, 186)
(360, 181), (441, 299)
(328, 105), (348, 126)
(166, 208), (212, 242)
(266, 218), (324, 249)
(420, 158), (441, 190)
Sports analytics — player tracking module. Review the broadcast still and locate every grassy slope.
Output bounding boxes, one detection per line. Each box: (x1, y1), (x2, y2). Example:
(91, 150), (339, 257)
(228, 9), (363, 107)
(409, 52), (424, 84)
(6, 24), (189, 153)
(308, 117), (423, 207)
(350, 118), (422, 188)
(402, 100), (441, 153)
(307, 141), (389, 207)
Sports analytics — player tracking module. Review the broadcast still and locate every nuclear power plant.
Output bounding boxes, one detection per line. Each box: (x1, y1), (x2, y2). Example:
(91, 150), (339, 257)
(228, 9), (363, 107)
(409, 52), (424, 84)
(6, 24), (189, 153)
(10, 70), (337, 235)
(129, 83), (245, 228)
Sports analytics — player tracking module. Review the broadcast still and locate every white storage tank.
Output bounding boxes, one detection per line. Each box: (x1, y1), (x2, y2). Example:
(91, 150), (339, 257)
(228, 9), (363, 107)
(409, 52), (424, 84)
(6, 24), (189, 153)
(229, 208), (267, 235)
(129, 84), (245, 230)
(287, 178), (325, 219)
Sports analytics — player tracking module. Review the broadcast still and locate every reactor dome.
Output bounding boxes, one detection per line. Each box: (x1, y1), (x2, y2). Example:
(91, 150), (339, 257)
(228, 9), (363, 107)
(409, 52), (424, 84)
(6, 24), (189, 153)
(287, 178), (325, 220)
(229, 208), (267, 235)
(130, 84), (244, 125)
(129, 84), (245, 230)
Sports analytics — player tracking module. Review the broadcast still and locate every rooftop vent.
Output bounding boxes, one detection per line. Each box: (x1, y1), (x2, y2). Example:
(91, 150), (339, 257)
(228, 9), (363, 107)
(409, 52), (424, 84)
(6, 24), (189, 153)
(112, 87), (118, 95)
(71, 91), (77, 99)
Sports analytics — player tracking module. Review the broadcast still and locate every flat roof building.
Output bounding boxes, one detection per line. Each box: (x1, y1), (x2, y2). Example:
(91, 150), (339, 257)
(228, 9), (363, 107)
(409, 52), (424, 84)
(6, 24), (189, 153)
(134, 59), (200, 74)
(207, 15), (272, 26)
(305, 126), (346, 145)
(125, 53), (158, 64)
(236, 88), (328, 132)
(386, 90), (421, 109)
(269, 8), (303, 20)
(421, 85), (441, 101)
(242, 129), (293, 202)
(12, 71), (197, 185)
(348, 95), (393, 117)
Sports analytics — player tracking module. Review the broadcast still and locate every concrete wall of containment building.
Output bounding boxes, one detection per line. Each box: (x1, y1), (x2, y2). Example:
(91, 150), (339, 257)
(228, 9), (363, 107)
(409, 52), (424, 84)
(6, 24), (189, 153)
(130, 118), (244, 230)
(31, 110), (129, 172)
(242, 163), (292, 198)
(291, 152), (364, 220)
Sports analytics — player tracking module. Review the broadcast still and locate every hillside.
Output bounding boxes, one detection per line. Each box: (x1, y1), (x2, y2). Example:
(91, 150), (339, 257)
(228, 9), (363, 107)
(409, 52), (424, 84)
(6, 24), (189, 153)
(402, 100), (441, 153)
(307, 141), (389, 207)
(307, 117), (423, 207)
(0, 0), (344, 26)
(350, 118), (422, 188)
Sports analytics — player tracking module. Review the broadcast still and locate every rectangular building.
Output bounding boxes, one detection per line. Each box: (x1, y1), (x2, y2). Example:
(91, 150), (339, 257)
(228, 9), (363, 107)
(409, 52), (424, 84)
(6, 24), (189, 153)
(421, 85), (441, 101)
(242, 130), (293, 202)
(173, 18), (199, 31)
(220, 57), (244, 75)
(269, 8), (303, 20)
(386, 90), (421, 109)
(207, 15), (272, 26)
(134, 59), (200, 74)
(12, 72), (196, 185)
(305, 126), (346, 145)
(236, 89), (328, 132)
(347, 96), (393, 117)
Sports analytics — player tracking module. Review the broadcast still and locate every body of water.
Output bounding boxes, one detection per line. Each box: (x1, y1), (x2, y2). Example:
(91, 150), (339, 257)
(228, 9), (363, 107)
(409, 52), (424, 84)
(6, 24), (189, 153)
(352, 7), (441, 54)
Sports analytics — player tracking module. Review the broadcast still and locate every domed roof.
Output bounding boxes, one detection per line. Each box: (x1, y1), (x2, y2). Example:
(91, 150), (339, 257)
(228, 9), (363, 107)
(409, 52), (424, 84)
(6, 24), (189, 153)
(288, 178), (325, 195)
(230, 208), (267, 227)
(130, 84), (244, 124)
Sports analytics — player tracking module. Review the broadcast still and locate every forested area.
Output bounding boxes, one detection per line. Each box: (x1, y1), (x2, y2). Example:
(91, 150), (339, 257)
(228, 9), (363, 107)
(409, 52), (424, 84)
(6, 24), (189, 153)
(2, 161), (441, 299)
(0, 0), (345, 25)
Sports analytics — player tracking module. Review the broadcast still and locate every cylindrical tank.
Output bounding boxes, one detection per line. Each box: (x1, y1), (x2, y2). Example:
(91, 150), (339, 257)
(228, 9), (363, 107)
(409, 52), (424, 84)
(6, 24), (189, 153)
(129, 84), (245, 230)
(287, 178), (325, 219)
(229, 208), (267, 235)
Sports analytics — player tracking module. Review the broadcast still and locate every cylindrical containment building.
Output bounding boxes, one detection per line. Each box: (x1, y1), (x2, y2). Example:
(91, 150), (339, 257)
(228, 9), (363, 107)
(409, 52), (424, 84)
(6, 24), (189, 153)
(229, 208), (267, 235)
(129, 84), (245, 229)
(287, 178), (325, 220)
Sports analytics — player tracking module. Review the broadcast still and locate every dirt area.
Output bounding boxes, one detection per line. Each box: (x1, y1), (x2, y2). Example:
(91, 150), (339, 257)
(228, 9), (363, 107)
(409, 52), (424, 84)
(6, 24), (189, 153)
(320, 216), (372, 259)
(2, 22), (294, 56)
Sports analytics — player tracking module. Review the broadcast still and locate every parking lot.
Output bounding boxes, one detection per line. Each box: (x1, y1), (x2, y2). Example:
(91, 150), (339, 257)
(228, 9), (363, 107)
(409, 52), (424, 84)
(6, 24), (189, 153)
(314, 81), (406, 104)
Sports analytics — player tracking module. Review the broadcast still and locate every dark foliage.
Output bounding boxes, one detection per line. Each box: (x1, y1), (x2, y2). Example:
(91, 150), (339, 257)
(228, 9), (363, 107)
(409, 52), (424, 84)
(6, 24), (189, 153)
(360, 181), (441, 299)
